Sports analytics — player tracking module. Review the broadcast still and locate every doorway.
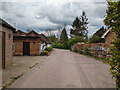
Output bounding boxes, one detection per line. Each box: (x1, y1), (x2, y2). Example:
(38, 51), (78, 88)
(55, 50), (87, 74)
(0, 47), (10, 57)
(2, 32), (5, 69)
(23, 42), (30, 55)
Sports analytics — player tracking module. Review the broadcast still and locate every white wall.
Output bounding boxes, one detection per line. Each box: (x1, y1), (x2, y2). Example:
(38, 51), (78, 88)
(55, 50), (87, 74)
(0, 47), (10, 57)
(40, 42), (47, 54)
(47, 44), (51, 47)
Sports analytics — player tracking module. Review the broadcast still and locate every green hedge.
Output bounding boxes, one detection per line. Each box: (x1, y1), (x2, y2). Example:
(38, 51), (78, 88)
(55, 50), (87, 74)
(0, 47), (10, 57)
(45, 47), (53, 52)
(52, 43), (69, 50)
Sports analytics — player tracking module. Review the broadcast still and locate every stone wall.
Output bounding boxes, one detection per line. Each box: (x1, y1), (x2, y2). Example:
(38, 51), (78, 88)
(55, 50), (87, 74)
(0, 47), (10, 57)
(73, 43), (111, 59)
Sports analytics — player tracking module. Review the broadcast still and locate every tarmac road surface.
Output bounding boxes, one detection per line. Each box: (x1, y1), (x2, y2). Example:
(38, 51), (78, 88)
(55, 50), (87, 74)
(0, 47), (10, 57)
(9, 49), (115, 88)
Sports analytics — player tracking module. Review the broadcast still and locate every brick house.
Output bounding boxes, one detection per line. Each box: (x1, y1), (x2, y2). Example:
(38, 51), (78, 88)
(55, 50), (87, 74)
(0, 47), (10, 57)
(0, 18), (16, 69)
(13, 30), (51, 56)
(101, 28), (116, 45)
(72, 28), (116, 59)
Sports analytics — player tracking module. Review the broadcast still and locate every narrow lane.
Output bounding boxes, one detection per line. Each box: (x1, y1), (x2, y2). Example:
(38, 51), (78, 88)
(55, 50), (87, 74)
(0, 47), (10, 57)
(9, 49), (115, 88)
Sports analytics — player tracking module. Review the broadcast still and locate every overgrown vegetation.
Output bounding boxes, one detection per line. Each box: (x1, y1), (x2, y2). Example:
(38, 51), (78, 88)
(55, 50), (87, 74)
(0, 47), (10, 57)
(11, 73), (23, 80)
(104, 1), (120, 89)
(41, 51), (49, 55)
(52, 43), (69, 49)
(29, 63), (38, 69)
(41, 46), (53, 56)
(88, 27), (106, 43)
(84, 47), (89, 55)
(45, 47), (53, 52)
(50, 11), (89, 50)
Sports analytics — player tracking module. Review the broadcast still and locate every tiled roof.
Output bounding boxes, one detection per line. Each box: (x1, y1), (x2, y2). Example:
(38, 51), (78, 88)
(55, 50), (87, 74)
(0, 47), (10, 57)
(39, 34), (51, 44)
(101, 28), (110, 38)
(14, 30), (51, 44)
(0, 18), (16, 32)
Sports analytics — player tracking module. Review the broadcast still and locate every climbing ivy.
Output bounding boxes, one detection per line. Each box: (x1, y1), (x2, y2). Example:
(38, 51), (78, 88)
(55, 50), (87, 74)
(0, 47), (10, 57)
(104, 1), (120, 89)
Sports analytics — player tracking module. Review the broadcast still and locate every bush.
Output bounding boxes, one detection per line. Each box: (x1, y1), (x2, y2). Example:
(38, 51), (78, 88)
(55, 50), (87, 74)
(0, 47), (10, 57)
(78, 50), (83, 54)
(74, 48), (77, 53)
(45, 47), (53, 52)
(68, 36), (84, 48)
(41, 51), (49, 55)
(52, 43), (69, 49)
(84, 47), (89, 55)
(89, 35), (105, 43)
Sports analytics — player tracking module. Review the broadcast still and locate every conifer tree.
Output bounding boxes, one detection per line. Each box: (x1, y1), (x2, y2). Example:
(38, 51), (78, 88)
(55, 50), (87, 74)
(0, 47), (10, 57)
(70, 11), (89, 40)
(60, 28), (68, 44)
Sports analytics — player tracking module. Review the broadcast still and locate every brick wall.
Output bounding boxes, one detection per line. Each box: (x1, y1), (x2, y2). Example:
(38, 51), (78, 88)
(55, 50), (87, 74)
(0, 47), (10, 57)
(0, 31), (2, 70)
(14, 41), (23, 55)
(73, 43), (111, 59)
(105, 32), (116, 45)
(0, 26), (13, 68)
(30, 42), (40, 55)
(13, 38), (41, 55)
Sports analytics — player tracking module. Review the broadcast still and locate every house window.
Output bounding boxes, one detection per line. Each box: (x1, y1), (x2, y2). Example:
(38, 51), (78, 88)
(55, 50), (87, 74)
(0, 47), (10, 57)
(9, 34), (11, 38)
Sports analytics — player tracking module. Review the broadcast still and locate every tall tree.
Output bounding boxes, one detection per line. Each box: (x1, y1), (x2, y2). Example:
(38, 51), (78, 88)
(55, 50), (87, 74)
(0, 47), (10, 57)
(70, 11), (89, 40)
(80, 11), (89, 39)
(48, 34), (58, 43)
(60, 28), (68, 44)
(70, 16), (82, 37)
(104, 1), (120, 89)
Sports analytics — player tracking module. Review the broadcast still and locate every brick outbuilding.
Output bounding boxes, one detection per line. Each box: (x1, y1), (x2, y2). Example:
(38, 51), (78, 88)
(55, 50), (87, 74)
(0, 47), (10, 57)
(0, 18), (16, 69)
(101, 28), (116, 45)
(13, 30), (51, 56)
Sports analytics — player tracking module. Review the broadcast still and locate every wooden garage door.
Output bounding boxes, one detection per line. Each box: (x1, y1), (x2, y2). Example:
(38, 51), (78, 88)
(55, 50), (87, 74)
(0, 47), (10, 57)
(23, 42), (30, 55)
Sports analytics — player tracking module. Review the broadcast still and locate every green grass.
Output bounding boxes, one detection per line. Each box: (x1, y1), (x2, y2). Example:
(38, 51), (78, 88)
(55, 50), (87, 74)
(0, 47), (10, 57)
(29, 63), (38, 69)
(73, 51), (109, 64)
(11, 73), (23, 80)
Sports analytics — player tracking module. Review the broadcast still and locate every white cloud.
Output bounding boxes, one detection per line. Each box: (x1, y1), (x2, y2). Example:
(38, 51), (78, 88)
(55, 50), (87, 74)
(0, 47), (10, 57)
(0, 1), (107, 37)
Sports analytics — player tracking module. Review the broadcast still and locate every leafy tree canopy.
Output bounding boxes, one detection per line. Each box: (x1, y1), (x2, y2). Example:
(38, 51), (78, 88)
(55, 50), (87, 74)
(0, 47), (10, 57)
(104, 1), (120, 89)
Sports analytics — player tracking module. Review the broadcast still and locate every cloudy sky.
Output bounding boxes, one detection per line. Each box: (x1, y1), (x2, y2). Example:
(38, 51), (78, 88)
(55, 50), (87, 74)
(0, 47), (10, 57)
(0, 0), (107, 37)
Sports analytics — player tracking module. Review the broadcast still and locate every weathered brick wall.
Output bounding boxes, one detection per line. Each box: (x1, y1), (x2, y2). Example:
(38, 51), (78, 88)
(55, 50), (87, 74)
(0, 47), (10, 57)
(14, 41), (23, 55)
(105, 32), (116, 45)
(13, 38), (41, 55)
(0, 31), (2, 70)
(73, 43), (111, 59)
(0, 26), (13, 68)
(30, 42), (40, 55)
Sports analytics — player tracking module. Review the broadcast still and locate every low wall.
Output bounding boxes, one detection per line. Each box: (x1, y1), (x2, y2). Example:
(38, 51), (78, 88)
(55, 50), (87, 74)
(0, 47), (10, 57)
(72, 43), (111, 59)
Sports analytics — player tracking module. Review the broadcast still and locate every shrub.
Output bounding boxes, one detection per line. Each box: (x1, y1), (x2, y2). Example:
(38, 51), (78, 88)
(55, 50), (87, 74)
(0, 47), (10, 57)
(52, 43), (69, 50)
(45, 47), (53, 52)
(88, 35), (105, 43)
(41, 51), (49, 55)
(74, 48), (77, 53)
(79, 50), (83, 54)
(84, 47), (89, 55)
(68, 36), (84, 48)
